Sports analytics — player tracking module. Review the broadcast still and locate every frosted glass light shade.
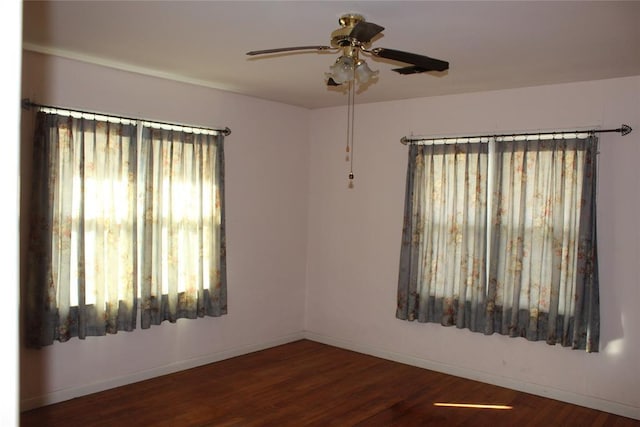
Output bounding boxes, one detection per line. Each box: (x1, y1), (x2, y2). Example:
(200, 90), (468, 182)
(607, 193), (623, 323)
(355, 60), (378, 84)
(328, 56), (355, 84)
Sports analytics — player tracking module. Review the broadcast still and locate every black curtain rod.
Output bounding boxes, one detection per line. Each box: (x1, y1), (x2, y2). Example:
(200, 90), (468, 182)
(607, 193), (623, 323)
(401, 124), (632, 145)
(21, 98), (232, 137)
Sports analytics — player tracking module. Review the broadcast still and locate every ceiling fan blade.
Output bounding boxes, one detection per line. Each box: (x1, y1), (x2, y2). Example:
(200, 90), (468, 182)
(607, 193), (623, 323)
(326, 77), (342, 86)
(392, 65), (432, 75)
(246, 45), (333, 56)
(371, 48), (449, 72)
(349, 21), (384, 43)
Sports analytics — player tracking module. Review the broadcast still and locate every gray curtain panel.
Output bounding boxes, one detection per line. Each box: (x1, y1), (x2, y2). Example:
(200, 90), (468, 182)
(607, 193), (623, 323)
(397, 136), (599, 352)
(25, 111), (227, 348)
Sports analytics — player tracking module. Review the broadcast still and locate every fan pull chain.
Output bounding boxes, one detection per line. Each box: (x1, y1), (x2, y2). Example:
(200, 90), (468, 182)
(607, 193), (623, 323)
(345, 80), (352, 162)
(348, 77), (355, 189)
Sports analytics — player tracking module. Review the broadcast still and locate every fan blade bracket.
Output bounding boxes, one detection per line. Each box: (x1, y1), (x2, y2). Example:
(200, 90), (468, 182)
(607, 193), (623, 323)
(371, 47), (449, 72)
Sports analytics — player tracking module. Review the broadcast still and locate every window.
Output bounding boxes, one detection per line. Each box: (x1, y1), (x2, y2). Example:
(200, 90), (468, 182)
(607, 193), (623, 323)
(396, 134), (599, 352)
(25, 109), (227, 347)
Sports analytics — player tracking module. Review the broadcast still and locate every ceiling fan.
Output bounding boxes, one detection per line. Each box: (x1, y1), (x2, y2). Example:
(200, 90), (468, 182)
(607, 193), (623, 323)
(246, 13), (449, 87)
(247, 13), (449, 187)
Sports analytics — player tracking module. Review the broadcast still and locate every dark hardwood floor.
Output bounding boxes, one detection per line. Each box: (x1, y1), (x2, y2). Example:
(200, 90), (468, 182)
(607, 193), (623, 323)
(21, 339), (638, 426)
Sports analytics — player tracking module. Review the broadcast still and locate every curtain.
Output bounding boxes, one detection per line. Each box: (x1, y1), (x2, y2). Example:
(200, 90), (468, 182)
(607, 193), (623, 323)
(138, 126), (227, 328)
(25, 111), (227, 348)
(396, 143), (488, 331)
(397, 135), (599, 352)
(26, 112), (138, 346)
(486, 137), (599, 351)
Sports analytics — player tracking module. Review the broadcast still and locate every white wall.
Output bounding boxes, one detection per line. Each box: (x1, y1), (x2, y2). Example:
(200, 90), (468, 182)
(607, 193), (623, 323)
(305, 76), (640, 419)
(20, 51), (310, 409)
(20, 50), (640, 420)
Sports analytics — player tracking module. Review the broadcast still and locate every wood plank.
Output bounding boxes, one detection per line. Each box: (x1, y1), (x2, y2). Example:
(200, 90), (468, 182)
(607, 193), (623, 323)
(21, 340), (639, 426)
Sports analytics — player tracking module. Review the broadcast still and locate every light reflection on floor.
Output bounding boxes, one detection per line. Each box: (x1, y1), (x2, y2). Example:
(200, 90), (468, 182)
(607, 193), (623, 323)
(434, 403), (513, 410)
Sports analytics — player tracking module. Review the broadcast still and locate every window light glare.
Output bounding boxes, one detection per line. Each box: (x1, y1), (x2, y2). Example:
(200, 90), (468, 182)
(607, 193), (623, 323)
(141, 121), (217, 135)
(605, 338), (624, 356)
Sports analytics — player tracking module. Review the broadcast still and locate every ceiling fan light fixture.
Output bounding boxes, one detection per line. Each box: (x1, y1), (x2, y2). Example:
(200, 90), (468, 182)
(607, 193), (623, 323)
(355, 59), (378, 84)
(327, 55), (355, 84)
(326, 56), (378, 86)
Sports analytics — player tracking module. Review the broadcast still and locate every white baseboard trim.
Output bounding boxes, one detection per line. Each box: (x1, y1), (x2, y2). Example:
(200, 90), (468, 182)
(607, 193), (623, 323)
(303, 331), (640, 421)
(21, 331), (305, 412)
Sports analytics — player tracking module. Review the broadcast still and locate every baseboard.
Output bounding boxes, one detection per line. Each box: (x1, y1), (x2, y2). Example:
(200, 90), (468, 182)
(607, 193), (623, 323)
(20, 331), (305, 412)
(303, 331), (640, 421)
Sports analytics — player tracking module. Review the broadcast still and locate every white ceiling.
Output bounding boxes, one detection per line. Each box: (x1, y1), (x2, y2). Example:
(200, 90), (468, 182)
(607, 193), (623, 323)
(22, 1), (640, 109)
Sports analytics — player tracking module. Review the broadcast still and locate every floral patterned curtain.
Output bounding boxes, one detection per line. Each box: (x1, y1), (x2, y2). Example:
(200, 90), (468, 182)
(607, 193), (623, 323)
(397, 135), (599, 352)
(396, 143), (488, 331)
(25, 112), (138, 346)
(486, 137), (599, 351)
(138, 126), (227, 328)
(25, 111), (227, 348)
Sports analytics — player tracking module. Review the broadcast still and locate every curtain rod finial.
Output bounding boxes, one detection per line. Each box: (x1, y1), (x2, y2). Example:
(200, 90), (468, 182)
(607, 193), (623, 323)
(21, 98), (33, 110)
(620, 124), (632, 136)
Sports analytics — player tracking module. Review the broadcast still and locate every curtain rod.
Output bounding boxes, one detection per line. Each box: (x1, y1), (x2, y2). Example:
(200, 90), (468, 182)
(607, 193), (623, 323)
(400, 124), (632, 145)
(21, 98), (231, 137)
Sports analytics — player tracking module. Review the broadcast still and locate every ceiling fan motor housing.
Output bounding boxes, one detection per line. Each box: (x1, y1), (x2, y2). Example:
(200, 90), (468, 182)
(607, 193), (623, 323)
(331, 14), (365, 47)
